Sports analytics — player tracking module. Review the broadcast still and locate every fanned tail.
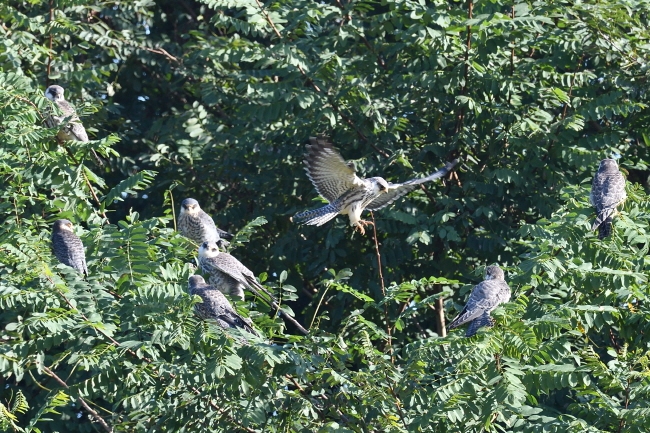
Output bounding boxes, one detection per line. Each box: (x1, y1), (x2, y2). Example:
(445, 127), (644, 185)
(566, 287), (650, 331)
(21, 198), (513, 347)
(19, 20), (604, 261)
(292, 203), (340, 226)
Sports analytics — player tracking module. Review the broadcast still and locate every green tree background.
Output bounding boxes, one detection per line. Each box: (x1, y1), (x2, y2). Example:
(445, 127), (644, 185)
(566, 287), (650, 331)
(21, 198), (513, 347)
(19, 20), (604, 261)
(1, 0), (650, 431)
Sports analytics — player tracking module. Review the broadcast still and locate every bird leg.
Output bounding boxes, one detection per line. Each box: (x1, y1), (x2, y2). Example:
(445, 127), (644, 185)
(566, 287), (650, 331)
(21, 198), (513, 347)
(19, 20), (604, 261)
(354, 220), (374, 235)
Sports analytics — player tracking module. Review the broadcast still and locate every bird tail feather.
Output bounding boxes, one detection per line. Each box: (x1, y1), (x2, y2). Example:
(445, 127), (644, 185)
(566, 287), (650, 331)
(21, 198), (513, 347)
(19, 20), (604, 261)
(598, 217), (613, 239)
(217, 228), (234, 240)
(465, 313), (495, 337)
(592, 208), (614, 231)
(448, 309), (482, 330)
(245, 276), (279, 304)
(292, 203), (340, 226)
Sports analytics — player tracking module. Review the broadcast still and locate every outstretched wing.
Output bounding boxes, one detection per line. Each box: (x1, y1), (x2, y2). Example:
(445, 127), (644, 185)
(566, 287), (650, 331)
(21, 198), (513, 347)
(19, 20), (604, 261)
(367, 159), (458, 211)
(304, 136), (364, 203)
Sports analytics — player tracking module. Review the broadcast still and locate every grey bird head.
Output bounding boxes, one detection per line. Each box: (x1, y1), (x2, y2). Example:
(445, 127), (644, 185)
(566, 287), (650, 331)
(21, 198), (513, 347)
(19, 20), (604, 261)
(45, 85), (65, 102)
(600, 158), (618, 170)
(180, 198), (201, 215)
(52, 219), (74, 233)
(368, 177), (389, 194)
(485, 265), (505, 281)
(199, 241), (220, 259)
(188, 275), (207, 290)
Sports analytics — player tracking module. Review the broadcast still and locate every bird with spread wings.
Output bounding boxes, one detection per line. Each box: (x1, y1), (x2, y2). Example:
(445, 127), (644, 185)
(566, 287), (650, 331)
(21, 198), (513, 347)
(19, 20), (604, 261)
(292, 136), (458, 234)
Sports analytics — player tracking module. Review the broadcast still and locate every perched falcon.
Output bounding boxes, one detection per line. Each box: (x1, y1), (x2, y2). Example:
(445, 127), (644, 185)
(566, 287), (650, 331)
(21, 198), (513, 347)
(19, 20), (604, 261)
(292, 136), (459, 234)
(51, 219), (88, 276)
(590, 158), (627, 239)
(44, 85), (102, 165)
(198, 241), (309, 335)
(44, 85), (89, 142)
(178, 198), (233, 248)
(188, 275), (258, 336)
(448, 265), (511, 337)
(198, 241), (275, 302)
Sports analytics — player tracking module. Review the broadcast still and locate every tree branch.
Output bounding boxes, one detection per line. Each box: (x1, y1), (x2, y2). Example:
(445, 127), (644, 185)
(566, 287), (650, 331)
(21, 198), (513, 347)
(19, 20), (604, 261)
(42, 366), (113, 433)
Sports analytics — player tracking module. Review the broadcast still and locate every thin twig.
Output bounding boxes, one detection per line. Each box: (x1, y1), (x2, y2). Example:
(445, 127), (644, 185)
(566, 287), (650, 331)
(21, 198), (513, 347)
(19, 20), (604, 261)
(510, 4), (515, 77)
(507, 4), (515, 106)
(561, 54), (584, 120)
(369, 212), (385, 294)
(140, 46), (179, 62)
(47, 0), (53, 85)
(42, 366), (113, 433)
(169, 188), (177, 232)
(391, 297), (411, 334)
(455, 0), (474, 134)
(271, 299), (309, 335)
(14, 95), (40, 112)
(384, 372), (408, 430)
(310, 283), (331, 330)
(369, 212), (393, 362)
(59, 146), (108, 221)
(285, 375), (305, 392)
(432, 284), (447, 337)
(254, 0), (282, 38)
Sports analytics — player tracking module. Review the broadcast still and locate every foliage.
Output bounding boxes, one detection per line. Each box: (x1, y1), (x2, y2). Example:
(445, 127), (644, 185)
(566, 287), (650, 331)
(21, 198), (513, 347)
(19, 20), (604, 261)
(1, 0), (650, 431)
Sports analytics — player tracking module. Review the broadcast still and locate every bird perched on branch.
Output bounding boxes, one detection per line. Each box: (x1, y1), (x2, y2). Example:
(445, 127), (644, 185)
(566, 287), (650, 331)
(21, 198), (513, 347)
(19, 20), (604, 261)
(178, 198), (233, 248)
(198, 241), (309, 335)
(292, 136), (458, 235)
(44, 85), (102, 165)
(44, 85), (89, 143)
(188, 275), (258, 336)
(51, 219), (88, 276)
(590, 158), (627, 239)
(198, 241), (275, 302)
(448, 265), (511, 337)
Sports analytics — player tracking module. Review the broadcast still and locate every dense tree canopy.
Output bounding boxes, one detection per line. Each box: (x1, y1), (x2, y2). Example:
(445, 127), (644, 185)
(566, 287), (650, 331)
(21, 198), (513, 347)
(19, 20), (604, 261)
(1, 0), (650, 431)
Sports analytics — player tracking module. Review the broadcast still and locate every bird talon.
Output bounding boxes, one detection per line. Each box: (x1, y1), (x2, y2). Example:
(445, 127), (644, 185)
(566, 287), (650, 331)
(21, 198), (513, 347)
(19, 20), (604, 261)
(353, 220), (374, 235)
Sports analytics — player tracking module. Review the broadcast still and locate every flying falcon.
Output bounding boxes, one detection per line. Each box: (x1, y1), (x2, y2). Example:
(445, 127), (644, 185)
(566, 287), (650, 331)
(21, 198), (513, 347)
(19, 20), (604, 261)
(178, 198), (233, 248)
(292, 136), (459, 234)
(591, 158), (627, 239)
(44, 85), (103, 165)
(188, 275), (258, 336)
(51, 219), (88, 276)
(448, 265), (511, 337)
(198, 241), (309, 335)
